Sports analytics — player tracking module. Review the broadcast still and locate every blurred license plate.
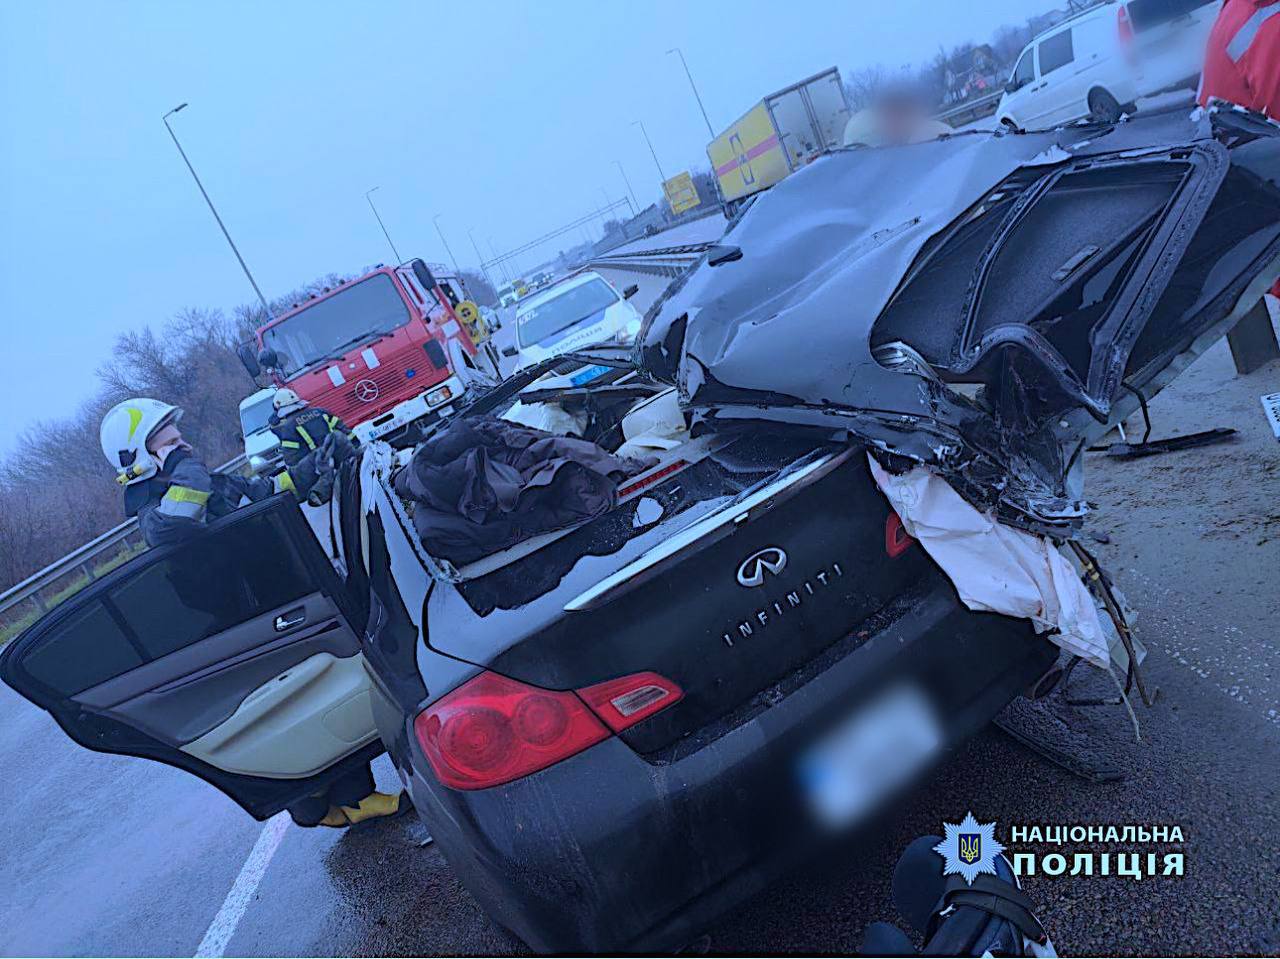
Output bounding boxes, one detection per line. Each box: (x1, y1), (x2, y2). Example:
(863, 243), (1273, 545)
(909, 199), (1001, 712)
(799, 685), (942, 828)
(570, 364), (610, 386)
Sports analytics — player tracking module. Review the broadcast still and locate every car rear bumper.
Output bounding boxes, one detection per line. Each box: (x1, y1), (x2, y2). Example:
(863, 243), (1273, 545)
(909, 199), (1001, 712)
(396, 582), (1056, 952)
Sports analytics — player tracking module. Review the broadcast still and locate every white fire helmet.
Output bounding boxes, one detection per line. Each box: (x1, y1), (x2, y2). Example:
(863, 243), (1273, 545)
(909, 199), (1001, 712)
(272, 388), (307, 416)
(100, 398), (183, 486)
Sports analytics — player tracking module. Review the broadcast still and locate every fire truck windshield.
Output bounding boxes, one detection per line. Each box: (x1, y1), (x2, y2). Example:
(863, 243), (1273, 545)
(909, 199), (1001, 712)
(262, 274), (411, 377)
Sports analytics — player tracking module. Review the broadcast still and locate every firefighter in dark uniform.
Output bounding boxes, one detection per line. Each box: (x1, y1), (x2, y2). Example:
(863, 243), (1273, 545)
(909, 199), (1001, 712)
(268, 388), (357, 505)
(99, 396), (409, 829)
(100, 397), (277, 548)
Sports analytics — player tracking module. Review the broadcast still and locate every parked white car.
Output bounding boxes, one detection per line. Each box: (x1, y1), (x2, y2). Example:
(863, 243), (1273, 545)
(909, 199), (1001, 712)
(996, 0), (1220, 130)
(239, 387), (283, 476)
(503, 271), (642, 374)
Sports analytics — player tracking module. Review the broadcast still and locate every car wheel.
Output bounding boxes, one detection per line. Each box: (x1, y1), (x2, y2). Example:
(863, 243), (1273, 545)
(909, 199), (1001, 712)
(1087, 88), (1123, 123)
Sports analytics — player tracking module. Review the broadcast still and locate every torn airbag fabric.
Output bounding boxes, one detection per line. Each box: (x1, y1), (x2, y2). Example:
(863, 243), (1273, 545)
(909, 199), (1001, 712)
(394, 416), (652, 565)
(868, 455), (1109, 667)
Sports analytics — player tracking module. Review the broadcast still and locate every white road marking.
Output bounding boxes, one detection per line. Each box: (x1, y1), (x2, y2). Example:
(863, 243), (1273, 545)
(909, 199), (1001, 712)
(194, 813), (290, 958)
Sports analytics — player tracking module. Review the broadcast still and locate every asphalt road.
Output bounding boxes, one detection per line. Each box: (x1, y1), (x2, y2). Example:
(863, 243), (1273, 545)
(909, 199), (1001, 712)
(4, 295), (1280, 956)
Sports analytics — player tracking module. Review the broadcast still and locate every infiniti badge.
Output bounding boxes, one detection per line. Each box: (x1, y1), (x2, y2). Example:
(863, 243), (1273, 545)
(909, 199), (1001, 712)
(736, 547), (787, 587)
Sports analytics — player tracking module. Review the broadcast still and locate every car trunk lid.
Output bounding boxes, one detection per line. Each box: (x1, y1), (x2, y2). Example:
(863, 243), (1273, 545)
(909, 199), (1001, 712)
(422, 433), (937, 754)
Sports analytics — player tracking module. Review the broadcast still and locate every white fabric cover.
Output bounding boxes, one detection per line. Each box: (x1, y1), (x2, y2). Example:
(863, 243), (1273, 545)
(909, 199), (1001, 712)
(868, 455), (1110, 667)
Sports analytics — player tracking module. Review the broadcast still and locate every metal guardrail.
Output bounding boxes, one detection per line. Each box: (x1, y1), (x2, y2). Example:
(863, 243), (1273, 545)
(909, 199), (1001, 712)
(936, 90), (1003, 128)
(0, 452), (249, 625)
(589, 240), (717, 279)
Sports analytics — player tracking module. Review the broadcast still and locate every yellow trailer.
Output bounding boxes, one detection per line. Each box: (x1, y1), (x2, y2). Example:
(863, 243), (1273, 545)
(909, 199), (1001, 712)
(707, 67), (850, 206)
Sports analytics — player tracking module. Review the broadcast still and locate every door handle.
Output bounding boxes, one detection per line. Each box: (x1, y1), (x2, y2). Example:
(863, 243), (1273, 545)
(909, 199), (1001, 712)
(274, 607), (306, 632)
(1032, 83), (1046, 91)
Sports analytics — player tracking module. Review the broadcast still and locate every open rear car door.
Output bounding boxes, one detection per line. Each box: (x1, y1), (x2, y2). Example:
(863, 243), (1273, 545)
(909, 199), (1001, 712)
(0, 494), (382, 820)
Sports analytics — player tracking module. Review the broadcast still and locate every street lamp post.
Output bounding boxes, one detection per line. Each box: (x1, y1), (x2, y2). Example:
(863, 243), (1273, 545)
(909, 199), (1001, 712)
(488, 238), (512, 284)
(612, 160), (639, 216)
(364, 187), (403, 264)
(468, 228), (495, 291)
(433, 215), (463, 278)
(631, 119), (668, 189)
(666, 48), (716, 138)
(162, 103), (272, 319)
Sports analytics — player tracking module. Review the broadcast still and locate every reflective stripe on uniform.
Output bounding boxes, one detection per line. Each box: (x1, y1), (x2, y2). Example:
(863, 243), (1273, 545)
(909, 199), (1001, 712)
(275, 471), (297, 494)
(1229, 3), (1280, 61)
(279, 439), (302, 449)
(157, 484), (210, 519)
(296, 424), (318, 450)
(324, 414), (340, 431)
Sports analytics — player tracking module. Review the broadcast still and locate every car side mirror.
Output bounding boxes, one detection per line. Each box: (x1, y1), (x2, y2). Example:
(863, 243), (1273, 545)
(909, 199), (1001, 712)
(237, 343), (261, 378)
(706, 245), (743, 267)
(1006, 79), (1022, 94)
(257, 348), (280, 371)
(501, 345), (518, 358)
(622, 284), (640, 299)
(411, 258), (438, 291)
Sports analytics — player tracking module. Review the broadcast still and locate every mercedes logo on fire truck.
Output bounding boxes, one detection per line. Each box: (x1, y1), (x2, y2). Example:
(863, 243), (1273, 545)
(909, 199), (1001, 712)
(354, 379), (379, 402)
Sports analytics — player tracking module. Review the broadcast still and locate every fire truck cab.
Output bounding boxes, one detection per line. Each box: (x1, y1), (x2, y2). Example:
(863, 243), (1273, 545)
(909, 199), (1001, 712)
(239, 259), (499, 445)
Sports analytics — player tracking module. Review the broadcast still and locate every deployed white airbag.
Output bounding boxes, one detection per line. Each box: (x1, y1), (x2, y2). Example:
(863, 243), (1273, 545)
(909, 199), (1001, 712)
(868, 455), (1110, 668)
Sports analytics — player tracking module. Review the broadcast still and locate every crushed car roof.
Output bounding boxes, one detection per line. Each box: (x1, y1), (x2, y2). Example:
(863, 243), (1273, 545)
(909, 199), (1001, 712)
(637, 106), (1280, 532)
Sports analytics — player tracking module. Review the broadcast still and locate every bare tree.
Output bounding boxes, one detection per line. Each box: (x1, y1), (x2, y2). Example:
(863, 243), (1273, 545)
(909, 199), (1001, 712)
(844, 64), (891, 111)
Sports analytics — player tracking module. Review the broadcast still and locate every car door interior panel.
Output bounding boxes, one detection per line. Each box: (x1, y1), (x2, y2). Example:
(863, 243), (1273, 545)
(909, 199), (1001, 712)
(180, 649), (378, 778)
(74, 594), (364, 750)
(0, 494), (384, 817)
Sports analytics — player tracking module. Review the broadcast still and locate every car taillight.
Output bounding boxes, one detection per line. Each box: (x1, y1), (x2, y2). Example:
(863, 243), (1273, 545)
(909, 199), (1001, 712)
(885, 511), (916, 558)
(414, 671), (608, 790)
(577, 672), (683, 732)
(1118, 5), (1133, 43)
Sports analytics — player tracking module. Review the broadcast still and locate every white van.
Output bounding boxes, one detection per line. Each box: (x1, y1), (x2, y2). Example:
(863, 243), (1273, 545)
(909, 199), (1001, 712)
(996, 0), (1221, 130)
(238, 387), (283, 476)
(503, 271), (643, 375)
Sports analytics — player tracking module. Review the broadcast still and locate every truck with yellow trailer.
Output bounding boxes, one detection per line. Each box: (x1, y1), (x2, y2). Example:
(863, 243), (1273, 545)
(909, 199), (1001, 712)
(707, 67), (850, 214)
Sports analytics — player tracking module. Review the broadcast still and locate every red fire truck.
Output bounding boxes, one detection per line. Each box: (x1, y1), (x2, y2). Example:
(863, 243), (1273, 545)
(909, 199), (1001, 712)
(238, 259), (499, 445)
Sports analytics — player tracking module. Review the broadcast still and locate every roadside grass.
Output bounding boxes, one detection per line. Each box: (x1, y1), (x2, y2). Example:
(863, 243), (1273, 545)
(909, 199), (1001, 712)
(0, 545), (145, 647)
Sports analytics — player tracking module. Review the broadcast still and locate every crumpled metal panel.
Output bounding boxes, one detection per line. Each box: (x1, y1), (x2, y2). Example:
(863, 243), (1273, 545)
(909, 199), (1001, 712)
(638, 108), (1280, 532)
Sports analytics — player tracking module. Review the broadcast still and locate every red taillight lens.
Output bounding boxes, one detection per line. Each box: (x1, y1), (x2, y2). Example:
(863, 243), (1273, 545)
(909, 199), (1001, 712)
(577, 672), (683, 733)
(414, 672), (609, 790)
(885, 511), (916, 558)
(1118, 6), (1133, 43)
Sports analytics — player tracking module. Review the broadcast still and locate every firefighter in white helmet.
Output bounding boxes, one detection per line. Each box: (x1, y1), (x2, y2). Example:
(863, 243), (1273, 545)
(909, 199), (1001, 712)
(269, 388), (357, 505)
(98, 397), (410, 829)
(100, 397), (275, 547)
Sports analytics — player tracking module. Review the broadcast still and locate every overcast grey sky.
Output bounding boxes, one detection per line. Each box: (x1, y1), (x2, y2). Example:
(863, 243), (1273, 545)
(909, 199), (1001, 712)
(0, 0), (1042, 446)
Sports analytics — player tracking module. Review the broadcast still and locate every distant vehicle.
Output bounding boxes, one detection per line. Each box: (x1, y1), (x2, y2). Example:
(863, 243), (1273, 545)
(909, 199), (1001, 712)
(996, 0), (1220, 129)
(237, 259), (500, 446)
(238, 387), (283, 476)
(707, 67), (850, 213)
(502, 271), (642, 373)
(497, 278), (532, 307)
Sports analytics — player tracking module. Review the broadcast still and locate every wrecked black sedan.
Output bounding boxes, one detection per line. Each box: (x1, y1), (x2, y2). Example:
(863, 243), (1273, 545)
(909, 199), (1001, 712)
(4, 106), (1280, 953)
